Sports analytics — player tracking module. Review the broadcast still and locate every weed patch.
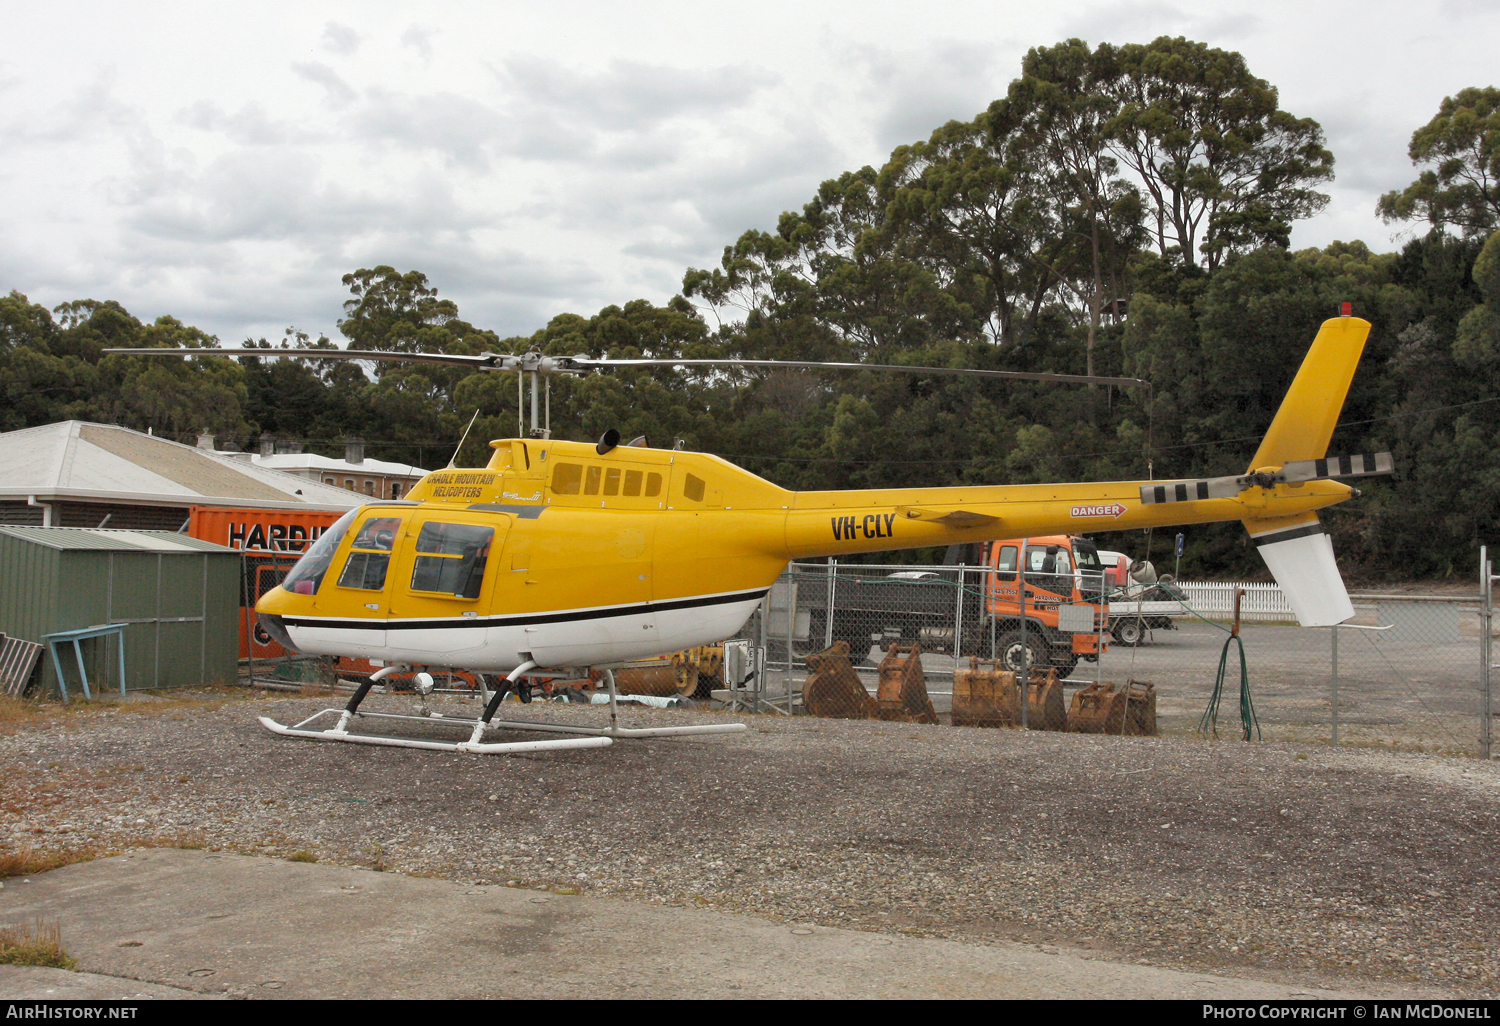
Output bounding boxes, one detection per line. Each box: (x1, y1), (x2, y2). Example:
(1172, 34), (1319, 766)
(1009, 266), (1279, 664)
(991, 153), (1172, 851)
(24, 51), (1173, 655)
(0, 845), (98, 879)
(0, 920), (76, 970)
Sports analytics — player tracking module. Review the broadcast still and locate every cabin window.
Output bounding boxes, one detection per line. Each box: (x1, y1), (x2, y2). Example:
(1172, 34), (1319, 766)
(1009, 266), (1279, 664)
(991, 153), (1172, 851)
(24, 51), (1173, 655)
(584, 465), (603, 495)
(645, 472), (662, 497)
(683, 473), (705, 502)
(623, 470), (642, 496)
(336, 516), (401, 591)
(551, 463), (583, 494)
(409, 522), (494, 599)
(994, 545), (1018, 582)
(281, 509), (356, 595)
(603, 467), (621, 496)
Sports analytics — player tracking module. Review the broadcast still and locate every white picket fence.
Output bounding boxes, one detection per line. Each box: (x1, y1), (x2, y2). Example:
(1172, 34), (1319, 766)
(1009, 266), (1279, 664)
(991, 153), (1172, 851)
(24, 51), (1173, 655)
(1176, 581), (1294, 622)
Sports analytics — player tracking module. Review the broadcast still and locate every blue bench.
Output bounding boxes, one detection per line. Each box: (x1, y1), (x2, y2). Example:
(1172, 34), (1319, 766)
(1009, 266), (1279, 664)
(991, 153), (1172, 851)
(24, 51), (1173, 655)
(42, 623), (128, 702)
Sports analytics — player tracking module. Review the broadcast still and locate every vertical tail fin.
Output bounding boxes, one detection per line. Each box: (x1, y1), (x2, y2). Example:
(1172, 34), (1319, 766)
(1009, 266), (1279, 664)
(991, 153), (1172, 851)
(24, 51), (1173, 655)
(1245, 514), (1353, 626)
(1249, 316), (1371, 470)
(1241, 314), (1370, 627)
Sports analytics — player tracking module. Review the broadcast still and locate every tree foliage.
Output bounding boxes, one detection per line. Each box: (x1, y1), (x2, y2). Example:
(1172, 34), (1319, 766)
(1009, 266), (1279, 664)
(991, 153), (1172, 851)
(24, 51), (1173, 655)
(1379, 87), (1500, 238)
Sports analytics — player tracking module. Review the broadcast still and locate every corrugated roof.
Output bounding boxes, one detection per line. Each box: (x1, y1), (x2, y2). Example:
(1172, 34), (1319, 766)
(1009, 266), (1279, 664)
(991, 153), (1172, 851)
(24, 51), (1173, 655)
(0, 422), (362, 510)
(254, 453), (427, 477)
(0, 526), (237, 553)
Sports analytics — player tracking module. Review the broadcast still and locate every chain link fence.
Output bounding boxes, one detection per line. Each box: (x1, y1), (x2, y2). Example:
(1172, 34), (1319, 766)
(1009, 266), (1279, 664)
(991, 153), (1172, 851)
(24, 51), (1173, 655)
(726, 558), (1498, 759)
(234, 547), (1500, 758)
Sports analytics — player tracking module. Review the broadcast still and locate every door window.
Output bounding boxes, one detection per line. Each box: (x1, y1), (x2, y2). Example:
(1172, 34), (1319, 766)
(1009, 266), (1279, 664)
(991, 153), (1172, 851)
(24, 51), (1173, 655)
(409, 522), (494, 599)
(336, 516), (401, 591)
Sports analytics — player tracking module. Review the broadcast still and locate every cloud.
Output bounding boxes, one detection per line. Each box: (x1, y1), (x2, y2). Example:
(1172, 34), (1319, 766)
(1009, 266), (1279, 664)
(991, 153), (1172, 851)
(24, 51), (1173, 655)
(342, 57), (777, 172)
(291, 61), (357, 106)
(496, 56), (777, 130)
(176, 100), (309, 146)
(321, 22), (360, 57)
(844, 39), (1015, 151)
(350, 89), (511, 170)
(401, 24), (436, 62)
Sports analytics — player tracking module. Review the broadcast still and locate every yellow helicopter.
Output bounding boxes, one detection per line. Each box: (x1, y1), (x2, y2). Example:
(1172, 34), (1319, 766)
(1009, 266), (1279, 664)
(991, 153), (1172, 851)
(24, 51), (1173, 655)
(108, 313), (1389, 755)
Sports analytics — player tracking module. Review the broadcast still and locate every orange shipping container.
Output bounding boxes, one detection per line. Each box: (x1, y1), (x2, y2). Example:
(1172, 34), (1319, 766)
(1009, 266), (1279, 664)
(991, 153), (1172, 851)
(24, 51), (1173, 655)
(189, 506), (347, 660)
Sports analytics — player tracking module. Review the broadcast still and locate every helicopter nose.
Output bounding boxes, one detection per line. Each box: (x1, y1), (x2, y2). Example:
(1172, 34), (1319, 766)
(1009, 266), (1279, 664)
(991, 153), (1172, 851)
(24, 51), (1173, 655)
(258, 613), (298, 653)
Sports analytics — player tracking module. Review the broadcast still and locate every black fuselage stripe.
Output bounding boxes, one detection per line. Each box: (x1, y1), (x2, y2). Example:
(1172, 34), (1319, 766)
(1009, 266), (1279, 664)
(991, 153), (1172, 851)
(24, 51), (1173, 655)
(282, 587), (771, 633)
(1250, 523), (1327, 547)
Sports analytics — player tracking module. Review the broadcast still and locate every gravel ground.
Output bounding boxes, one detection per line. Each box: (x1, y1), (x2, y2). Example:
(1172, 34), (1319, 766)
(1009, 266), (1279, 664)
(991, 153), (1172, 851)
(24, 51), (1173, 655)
(3, 687), (1498, 996)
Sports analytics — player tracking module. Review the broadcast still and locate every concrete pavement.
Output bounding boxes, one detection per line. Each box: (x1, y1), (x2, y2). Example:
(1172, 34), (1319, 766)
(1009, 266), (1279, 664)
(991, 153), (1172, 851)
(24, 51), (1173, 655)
(0, 849), (1424, 1000)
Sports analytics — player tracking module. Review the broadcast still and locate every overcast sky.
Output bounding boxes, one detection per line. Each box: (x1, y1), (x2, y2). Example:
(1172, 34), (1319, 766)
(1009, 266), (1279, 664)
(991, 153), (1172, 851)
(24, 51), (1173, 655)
(2, 1), (1497, 346)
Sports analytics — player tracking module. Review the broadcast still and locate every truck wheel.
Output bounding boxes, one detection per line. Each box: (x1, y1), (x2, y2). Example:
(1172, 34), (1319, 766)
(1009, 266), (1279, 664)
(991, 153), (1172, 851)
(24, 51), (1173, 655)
(1113, 619), (1145, 646)
(995, 631), (1047, 676)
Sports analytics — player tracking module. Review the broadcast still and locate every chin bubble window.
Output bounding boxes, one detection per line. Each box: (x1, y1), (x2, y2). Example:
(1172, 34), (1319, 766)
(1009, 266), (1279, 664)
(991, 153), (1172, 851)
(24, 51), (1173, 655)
(409, 522), (494, 599)
(336, 516), (402, 591)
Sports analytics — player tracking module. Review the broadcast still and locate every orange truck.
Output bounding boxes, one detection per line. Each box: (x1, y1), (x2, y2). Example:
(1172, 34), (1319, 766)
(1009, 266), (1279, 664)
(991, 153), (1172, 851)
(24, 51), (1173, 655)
(981, 535), (1109, 677)
(797, 536), (1108, 678)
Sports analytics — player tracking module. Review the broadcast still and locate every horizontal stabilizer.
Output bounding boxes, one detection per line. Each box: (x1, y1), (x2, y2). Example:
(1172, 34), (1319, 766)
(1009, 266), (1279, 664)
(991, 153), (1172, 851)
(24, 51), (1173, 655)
(1247, 517), (1353, 626)
(1140, 452), (1394, 505)
(894, 506), (1000, 527)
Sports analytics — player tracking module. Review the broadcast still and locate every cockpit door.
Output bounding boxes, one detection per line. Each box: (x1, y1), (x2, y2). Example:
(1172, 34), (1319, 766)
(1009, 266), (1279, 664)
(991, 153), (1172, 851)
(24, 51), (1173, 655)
(387, 512), (509, 659)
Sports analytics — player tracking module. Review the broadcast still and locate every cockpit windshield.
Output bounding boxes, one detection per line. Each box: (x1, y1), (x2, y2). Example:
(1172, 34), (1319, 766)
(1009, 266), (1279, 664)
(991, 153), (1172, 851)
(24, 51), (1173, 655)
(280, 509), (357, 596)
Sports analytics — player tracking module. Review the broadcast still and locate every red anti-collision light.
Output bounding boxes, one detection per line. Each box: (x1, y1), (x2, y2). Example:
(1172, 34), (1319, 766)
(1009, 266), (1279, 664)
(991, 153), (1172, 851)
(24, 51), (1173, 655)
(1340, 302), (1352, 317)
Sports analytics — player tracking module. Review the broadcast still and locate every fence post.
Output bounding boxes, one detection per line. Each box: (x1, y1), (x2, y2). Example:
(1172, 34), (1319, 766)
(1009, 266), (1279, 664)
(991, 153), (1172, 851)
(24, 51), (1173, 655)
(786, 572), (796, 715)
(1482, 546), (1492, 760)
(825, 560), (836, 649)
(1331, 623), (1339, 747)
(1019, 541), (1029, 730)
(954, 564), (964, 679)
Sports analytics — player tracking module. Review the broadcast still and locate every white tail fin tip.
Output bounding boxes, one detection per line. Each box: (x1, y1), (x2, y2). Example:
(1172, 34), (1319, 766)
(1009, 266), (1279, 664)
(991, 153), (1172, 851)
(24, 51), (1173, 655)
(1250, 520), (1354, 627)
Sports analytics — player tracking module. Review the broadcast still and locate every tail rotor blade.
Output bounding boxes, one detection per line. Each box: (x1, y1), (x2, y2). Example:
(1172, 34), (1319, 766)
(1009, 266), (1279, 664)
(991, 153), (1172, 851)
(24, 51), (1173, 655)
(1278, 452), (1393, 483)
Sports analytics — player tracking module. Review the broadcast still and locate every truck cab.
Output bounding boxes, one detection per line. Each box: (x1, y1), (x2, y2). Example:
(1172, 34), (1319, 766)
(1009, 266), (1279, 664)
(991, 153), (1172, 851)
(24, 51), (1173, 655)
(981, 535), (1108, 678)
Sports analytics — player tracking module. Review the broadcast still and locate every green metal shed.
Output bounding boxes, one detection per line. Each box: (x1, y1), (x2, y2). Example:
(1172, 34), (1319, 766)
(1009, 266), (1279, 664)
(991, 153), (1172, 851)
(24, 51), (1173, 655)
(0, 527), (240, 695)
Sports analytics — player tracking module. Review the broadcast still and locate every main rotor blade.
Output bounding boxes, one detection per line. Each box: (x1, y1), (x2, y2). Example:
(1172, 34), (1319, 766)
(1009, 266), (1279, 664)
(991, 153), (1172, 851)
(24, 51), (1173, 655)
(102, 347), (509, 368)
(102, 347), (1149, 389)
(576, 357), (1149, 389)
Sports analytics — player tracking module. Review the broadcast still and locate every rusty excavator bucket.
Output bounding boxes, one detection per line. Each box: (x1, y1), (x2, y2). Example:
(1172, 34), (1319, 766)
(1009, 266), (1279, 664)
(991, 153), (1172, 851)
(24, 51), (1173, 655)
(802, 641), (878, 719)
(1067, 679), (1158, 735)
(951, 658), (1066, 730)
(952, 657), (1020, 727)
(875, 643), (938, 724)
(1024, 666), (1068, 731)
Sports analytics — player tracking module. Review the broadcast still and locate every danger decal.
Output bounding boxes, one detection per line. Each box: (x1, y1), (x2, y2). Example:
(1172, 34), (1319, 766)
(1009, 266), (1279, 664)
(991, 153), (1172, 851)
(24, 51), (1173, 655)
(1070, 502), (1128, 519)
(831, 512), (897, 541)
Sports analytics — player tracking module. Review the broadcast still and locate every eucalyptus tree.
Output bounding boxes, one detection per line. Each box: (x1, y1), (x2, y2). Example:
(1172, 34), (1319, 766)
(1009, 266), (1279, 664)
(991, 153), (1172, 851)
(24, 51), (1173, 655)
(1379, 87), (1500, 239)
(880, 113), (1059, 347)
(1006, 38), (1145, 376)
(1099, 36), (1334, 270)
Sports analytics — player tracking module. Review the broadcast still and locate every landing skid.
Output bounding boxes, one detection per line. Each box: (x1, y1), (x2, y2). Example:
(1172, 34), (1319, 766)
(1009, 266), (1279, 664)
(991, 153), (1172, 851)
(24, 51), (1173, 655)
(257, 664), (747, 756)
